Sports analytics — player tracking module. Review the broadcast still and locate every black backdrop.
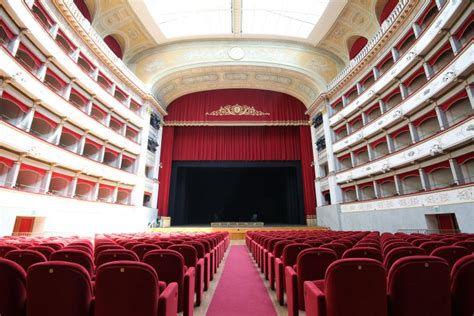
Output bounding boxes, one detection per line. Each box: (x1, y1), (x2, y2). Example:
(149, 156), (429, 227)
(168, 161), (305, 225)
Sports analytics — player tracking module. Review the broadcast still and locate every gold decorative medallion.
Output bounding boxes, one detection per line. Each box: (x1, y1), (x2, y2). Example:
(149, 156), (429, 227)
(206, 104), (270, 116)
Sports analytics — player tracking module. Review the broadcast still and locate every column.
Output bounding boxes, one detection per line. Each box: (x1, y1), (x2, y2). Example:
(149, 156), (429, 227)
(322, 106), (343, 204)
(399, 83), (409, 100)
(52, 120), (64, 145)
(22, 103), (37, 132)
(125, 95), (132, 108)
(91, 67), (99, 81)
(466, 85), (474, 110)
(42, 168), (53, 194)
(386, 134), (395, 153)
(63, 78), (76, 101)
(361, 111), (369, 125)
(99, 143), (107, 163)
(419, 169), (431, 191)
(69, 174), (78, 197)
(86, 96), (94, 115)
(37, 57), (53, 82)
(412, 23), (423, 39)
(373, 181), (381, 198)
(449, 158), (465, 185)
(110, 83), (117, 96)
(78, 132), (88, 155)
(117, 151), (124, 169)
(8, 161), (21, 188)
(391, 47), (400, 62)
(70, 48), (81, 63)
(408, 121), (419, 143)
(356, 82), (363, 95)
(373, 67), (380, 81)
(112, 184), (119, 203)
(434, 104), (449, 130)
(123, 121), (129, 137)
(367, 143), (375, 161)
(350, 152), (357, 168)
(394, 175), (403, 195)
(379, 99), (387, 114)
(92, 181), (100, 201)
(355, 185), (362, 201)
(423, 61), (435, 80)
(50, 24), (60, 39)
(9, 29), (27, 56)
(310, 121), (324, 207)
(435, 0), (446, 10)
(105, 110), (112, 127)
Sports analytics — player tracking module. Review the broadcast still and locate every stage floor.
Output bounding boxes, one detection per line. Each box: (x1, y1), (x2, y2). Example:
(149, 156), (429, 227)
(151, 225), (327, 240)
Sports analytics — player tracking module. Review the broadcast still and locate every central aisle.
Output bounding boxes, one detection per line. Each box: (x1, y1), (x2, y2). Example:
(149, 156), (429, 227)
(206, 245), (277, 316)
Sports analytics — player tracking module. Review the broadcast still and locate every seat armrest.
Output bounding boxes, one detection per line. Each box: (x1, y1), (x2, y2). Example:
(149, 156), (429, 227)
(158, 282), (179, 316)
(184, 267), (196, 316)
(285, 266), (298, 316)
(304, 281), (326, 316)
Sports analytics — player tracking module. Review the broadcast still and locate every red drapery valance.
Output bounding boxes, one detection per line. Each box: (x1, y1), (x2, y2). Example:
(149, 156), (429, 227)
(165, 89), (308, 125)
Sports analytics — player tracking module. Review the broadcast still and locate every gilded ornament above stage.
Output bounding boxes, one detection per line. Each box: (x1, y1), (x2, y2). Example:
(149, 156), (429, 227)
(206, 104), (270, 116)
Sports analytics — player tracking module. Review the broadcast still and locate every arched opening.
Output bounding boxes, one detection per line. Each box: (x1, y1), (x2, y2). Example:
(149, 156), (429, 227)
(0, 20), (15, 48)
(77, 54), (95, 76)
(32, 2), (54, 31)
(98, 185), (114, 202)
(44, 70), (66, 94)
(49, 174), (71, 196)
(442, 93), (472, 126)
(376, 0), (399, 24)
(117, 189), (131, 205)
(16, 165), (45, 193)
(0, 157), (14, 187)
(405, 69), (427, 95)
(120, 156), (135, 173)
(400, 172), (423, 194)
(360, 183), (375, 200)
(457, 154), (474, 183)
(75, 180), (94, 200)
(30, 113), (57, 141)
(109, 117), (124, 133)
(372, 140), (389, 159)
(360, 72), (375, 91)
(379, 179), (397, 197)
(454, 17), (473, 48)
(15, 44), (41, 73)
(415, 111), (439, 140)
(58, 128), (80, 152)
(114, 87), (128, 105)
(396, 30), (416, 57)
(345, 86), (359, 104)
(73, 0), (93, 23)
(129, 100), (142, 114)
(354, 148), (369, 166)
(90, 105), (107, 123)
(343, 187), (357, 203)
(69, 90), (88, 112)
(83, 140), (101, 161)
(383, 89), (402, 111)
(365, 104), (381, 123)
(55, 30), (76, 55)
(391, 127), (411, 151)
(0, 93), (28, 125)
(103, 149), (119, 167)
(349, 116), (363, 132)
(338, 154), (352, 171)
(348, 36), (368, 60)
(103, 35), (124, 59)
(429, 44), (454, 74)
(331, 98), (344, 113)
(97, 72), (112, 92)
(417, 1), (438, 32)
(334, 125), (348, 141)
(426, 162), (454, 189)
(377, 54), (394, 76)
(125, 126), (139, 142)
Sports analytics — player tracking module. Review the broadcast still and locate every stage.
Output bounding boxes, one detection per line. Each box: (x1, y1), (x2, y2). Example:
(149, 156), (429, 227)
(151, 225), (328, 240)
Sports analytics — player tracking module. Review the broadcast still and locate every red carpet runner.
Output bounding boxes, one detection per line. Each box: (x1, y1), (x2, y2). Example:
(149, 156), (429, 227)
(206, 245), (277, 316)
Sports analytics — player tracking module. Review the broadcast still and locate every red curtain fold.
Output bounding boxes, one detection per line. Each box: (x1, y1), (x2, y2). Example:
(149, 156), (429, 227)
(158, 127), (175, 214)
(298, 126), (316, 215)
(165, 89), (308, 123)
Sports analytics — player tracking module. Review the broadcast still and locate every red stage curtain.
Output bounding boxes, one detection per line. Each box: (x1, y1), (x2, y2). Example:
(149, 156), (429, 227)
(299, 126), (316, 215)
(74, 0), (92, 23)
(165, 89), (308, 124)
(157, 127), (174, 213)
(104, 35), (123, 59)
(349, 37), (368, 60)
(158, 125), (317, 216)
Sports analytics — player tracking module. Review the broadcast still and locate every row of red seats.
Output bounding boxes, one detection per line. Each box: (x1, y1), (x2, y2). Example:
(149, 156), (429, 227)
(246, 230), (474, 316)
(0, 232), (230, 316)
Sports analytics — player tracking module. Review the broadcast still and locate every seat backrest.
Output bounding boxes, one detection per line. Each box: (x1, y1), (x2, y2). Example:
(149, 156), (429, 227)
(131, 243), (160, 261)
(342, 247), (383, 262)
(50, 249), (94, 277)
(431, 246), (470, 269)
(5, 250), (47, 272)
(40, 243), (63, 251)
(453, 241), (474, 253)
(325, 259), (387, 316)
(383, 246), (426, 271)
(154, 241), (173, 249)
(94, 244), (124, 257)
(123, 241), (141, 250)
(267, 238), (283, 253)
(321, 243), (348, 259)
(297, 248), (338, 281)
(95, 249), (139, 267)
(411, 238), (432, 247)
(388, 256), (451, 316)
(65, 245), (93, 256)
(451, 255), (474, 316)
(383, 241), (411, 256)
(169, 244), (198, 268)
(94, 261), (159, 316)
(273, 240), (292, 258)
(0, 258), (27, 316)
(143, 249), (185, 286)
(281, 243), (311, 267)
(185, 241), (205, 259)
(26, 261), (92, 316)
(0, 245), (19, 258)
(419, 241), (447, 254)
(27, 246), (55, 258)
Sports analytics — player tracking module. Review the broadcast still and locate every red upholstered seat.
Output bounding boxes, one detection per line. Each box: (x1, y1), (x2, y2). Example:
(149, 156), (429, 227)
(155, 241), (174, 249)
(144, 249), (195, 316)
(40, 242), (63, 251)
(275, 243), (311, 305)
(320, 243), (347, 259)
(5, 250), (47, 272)
(123, 241), (141, 250)
(286, 248), (337, 316)
(131, 243), (160, 261)
(94, 244), (124, 258)
(94, 261), (178, 316)
(27, 246), (55, 258)
(50, 249), (94, 277)
(419, 241), (447, 254)
(269, 240), (293, 290)
(383, 246), (426, 271)
(263, 238), (283, 280)
(454, 241), (474, 253)
(387, 256), (451, 316)
(0, 245), (18, 258)
(65, 245), (93, 256)
(185, 240), (211, 291)
(0, 258), (27, 316)
(342, 247), (383, 262)
(95, 249), (139, 267)
(26, 261), (92, 316)
(169, 244), (205, 306)
(304, 258), (387, 316)
(431, 246), (470, 268)
(382, 241), (411, 256)
(451, 255), (474, 316)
